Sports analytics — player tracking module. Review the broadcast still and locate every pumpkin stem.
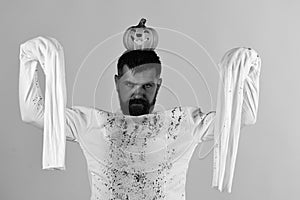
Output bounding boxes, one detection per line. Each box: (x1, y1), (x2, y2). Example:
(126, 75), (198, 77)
(137, 18), (147, 27)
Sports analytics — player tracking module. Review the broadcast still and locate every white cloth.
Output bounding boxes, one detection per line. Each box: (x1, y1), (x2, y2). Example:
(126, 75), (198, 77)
(19, 36), (67, 170)
(212, 47), (261, 192)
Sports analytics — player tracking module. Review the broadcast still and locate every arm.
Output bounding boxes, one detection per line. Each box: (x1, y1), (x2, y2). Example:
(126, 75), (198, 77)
(211, 47), (261, 193)
(189, 48), (261, 193)
(19, 36), (90, 170)
(192, 50), (261, 142)
(19, 53), (84, 143)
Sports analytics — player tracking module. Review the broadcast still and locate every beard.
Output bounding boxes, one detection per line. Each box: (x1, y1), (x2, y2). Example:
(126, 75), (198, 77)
(128, 89), (159, 116)
(128, 98), (150, 116)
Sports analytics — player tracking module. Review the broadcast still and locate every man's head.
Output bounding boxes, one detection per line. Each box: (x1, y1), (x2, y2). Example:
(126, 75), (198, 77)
(114, 50), (162, 116)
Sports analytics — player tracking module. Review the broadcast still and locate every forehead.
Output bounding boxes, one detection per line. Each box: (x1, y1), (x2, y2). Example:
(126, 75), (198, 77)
(120, 63), (160, 84)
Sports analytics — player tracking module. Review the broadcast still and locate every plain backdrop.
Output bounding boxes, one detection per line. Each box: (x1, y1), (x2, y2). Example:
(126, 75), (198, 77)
(1, 0), (300, 199)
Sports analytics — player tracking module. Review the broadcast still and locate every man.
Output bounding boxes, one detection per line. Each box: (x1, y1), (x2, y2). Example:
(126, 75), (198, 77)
(114, 50), (162, 116)
(19, 36), (261, 199)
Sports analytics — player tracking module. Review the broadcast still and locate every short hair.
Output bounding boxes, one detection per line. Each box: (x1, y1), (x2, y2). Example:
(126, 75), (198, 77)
(117, 49), (161, 78)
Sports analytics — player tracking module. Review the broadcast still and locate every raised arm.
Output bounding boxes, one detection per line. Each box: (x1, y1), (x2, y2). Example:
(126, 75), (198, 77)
(211, 47), (261, 193)
(18, 56), (87, 143)
(190, 47), (261, 193)
(192, 47), (261, 142)
(18, 36), (92, 145)
(18, 36), (93, 170)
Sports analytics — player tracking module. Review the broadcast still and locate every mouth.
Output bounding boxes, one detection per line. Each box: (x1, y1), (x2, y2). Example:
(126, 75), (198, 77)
(130, 103), (144, 107)
(129, 99), (147, 108)
(130, 98), (146, 103)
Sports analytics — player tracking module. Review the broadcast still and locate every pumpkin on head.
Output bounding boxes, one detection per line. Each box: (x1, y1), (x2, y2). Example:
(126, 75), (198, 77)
(123, 18), (159, 50)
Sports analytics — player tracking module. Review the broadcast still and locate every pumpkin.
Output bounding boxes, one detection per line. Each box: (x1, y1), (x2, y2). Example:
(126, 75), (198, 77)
(123, 18), (159, 50)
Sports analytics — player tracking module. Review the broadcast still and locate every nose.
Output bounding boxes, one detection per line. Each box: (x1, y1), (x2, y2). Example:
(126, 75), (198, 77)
(133, 85), (145, 97)
(136, 33), (142, 37)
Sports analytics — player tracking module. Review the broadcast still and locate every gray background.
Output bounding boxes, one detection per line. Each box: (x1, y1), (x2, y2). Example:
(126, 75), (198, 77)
(1, 0), (299, 199)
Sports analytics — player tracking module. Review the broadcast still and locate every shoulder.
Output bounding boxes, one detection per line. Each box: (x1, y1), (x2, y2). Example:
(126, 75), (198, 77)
(68, 105), (110, 116)
(66, 105), (96, 119)
(65, 106), (101, 129)
(66, 106), (126, 133)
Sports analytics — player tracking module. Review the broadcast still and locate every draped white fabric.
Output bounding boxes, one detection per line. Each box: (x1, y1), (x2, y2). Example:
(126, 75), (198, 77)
(19, 36), (67, 170)
(212, 47), (261, 192)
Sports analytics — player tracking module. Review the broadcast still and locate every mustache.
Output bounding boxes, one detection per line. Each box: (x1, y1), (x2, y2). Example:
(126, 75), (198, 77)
(129, 97), (148, 104)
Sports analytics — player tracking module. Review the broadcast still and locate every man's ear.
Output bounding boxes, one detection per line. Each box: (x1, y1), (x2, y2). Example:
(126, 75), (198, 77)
(114, 74), (119, 91)
(157, 78), (162, 89)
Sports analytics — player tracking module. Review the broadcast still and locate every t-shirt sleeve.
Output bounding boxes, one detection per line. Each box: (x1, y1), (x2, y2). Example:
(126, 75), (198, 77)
(188, 106), (216, 143)
(18, 52), (91, 143)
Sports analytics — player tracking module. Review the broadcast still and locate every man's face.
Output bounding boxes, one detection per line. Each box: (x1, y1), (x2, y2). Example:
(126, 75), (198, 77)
(114, 63), (162, 116)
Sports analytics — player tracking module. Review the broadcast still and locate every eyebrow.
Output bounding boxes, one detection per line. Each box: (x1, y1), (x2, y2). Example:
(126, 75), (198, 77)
(124, 80), (155, 85)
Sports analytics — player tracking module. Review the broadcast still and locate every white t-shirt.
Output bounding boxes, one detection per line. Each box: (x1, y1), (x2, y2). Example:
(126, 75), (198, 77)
(64, 105), (216, 200)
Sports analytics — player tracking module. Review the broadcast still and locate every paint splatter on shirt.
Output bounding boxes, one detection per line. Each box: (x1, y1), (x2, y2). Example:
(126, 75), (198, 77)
(64, 105), (216, 200)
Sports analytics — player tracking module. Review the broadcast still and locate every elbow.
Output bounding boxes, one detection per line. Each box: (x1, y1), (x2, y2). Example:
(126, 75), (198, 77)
(244, 117), (257, 126)
(19, 105), (33, 123)
(241, 102), (258, 126)
(20, 113), (31, 123)
(242, 111), (257, 126)
(20, 115), (44, 129)
(20, 115), (34, 125)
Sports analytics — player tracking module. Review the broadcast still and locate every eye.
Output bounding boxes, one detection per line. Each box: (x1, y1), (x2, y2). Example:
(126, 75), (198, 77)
(125, 82), (134, 88)
(144, 83), (154, 89)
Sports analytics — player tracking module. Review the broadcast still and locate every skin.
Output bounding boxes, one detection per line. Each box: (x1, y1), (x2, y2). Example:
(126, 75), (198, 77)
(114, 63), (162, 116)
